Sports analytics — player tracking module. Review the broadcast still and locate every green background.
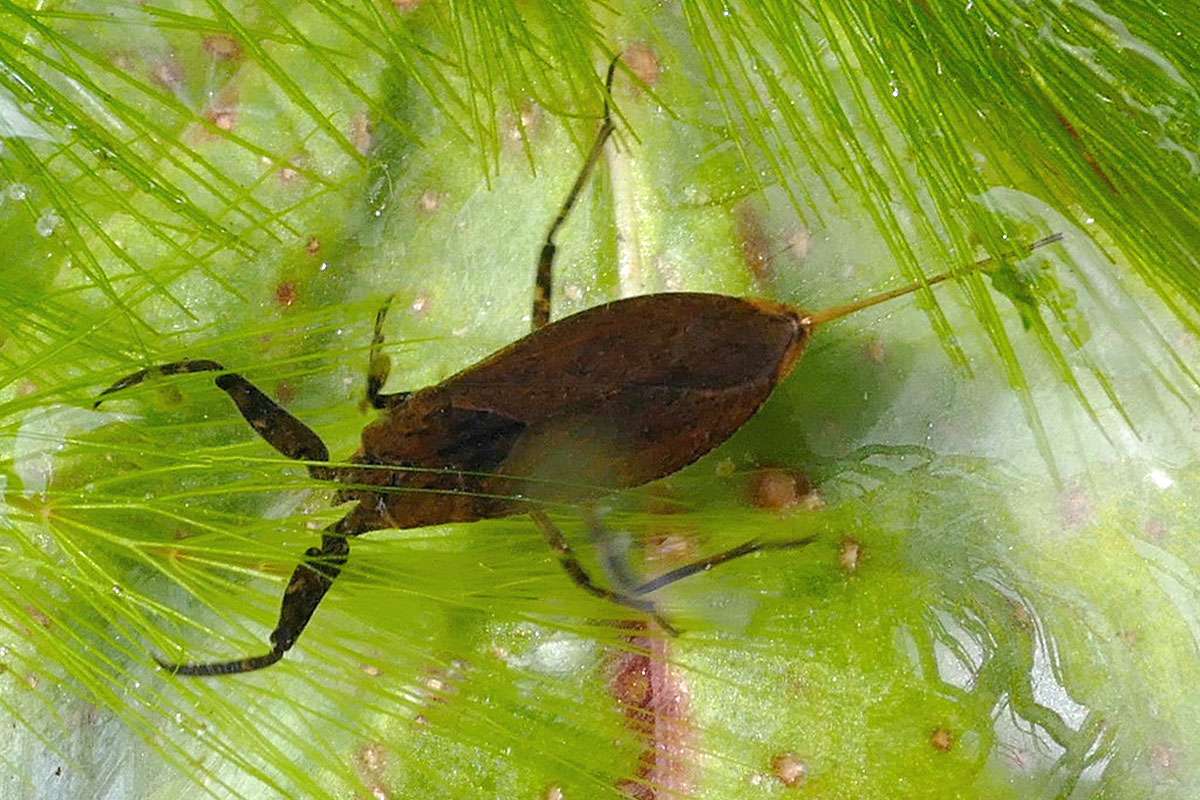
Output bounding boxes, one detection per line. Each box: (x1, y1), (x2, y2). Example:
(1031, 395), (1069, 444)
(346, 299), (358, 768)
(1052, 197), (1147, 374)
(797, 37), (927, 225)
(0, 2), (1197, 798)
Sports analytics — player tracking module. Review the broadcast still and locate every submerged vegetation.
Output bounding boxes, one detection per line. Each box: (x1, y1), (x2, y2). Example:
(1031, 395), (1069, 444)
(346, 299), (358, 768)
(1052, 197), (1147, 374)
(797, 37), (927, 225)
(0, 1), (1197, 798)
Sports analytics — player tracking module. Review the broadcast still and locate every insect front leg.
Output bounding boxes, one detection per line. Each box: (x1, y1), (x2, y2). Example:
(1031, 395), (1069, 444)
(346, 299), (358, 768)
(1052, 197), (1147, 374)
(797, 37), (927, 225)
(155, 520), (353, 676)
(94, 360), (334, 481)
(532, 55), (619, 332)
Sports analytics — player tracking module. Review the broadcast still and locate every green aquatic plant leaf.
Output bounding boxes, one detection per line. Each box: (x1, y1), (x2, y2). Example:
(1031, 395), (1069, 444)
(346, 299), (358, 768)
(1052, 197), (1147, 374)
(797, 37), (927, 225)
(1, 2), (1198, 798)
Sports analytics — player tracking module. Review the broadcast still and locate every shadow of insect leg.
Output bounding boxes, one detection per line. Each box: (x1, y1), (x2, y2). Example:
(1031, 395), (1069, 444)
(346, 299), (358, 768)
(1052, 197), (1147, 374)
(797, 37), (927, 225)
(529, 508), (679, 635)
(94, 360), (333, 480)
(155, 518), (353, 677)
(532, 55), (619, 332)
(580, 507), (643, 594)
(363, 295), (410, 411)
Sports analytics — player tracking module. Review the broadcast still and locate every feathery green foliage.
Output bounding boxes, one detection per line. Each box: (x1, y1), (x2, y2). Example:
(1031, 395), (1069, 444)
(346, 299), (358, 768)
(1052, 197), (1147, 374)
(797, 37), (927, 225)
(0, 1), (1197, 798)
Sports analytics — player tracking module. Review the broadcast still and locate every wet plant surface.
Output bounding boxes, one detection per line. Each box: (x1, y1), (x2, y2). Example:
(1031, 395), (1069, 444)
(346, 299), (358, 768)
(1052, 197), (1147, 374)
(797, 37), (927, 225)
(1, 2), (1198, 798)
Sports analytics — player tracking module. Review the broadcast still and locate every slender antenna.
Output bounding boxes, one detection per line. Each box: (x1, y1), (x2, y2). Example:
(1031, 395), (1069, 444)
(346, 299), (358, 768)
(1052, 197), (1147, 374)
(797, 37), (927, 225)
(802, 233), (1063, 328)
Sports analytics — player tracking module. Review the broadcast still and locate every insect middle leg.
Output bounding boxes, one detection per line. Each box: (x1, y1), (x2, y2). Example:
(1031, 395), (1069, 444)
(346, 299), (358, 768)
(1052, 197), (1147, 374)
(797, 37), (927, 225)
(531, 56), (619, 332)
(94, 360), (333, 480)
(362, 294), (410, 410)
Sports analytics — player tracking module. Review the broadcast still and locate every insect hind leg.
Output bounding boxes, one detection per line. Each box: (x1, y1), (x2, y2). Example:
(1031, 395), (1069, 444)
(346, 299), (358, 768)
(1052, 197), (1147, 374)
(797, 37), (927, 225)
(530, 508), (679, 635)
(630, 536), (817, 596)
(532, 55), (620, 332)
(94, 359), (333, 480)
(534, 508), (817, 634)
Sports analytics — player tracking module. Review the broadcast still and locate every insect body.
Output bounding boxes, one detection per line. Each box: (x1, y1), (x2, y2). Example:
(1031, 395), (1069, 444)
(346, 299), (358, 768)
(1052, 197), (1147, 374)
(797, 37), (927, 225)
(94, 57), (1059, 676)
(343, 293), (807, 527)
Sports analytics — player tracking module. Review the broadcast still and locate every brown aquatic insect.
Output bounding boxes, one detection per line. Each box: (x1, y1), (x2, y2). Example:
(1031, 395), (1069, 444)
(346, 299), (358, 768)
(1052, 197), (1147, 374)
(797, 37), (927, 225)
(95, 59), (1060, 676)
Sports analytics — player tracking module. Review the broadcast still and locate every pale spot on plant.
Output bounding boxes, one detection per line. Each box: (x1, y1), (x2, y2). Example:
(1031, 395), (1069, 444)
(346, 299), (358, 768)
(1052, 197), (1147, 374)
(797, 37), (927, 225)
(351, 112), (373, 155)
(623, 42), (662, 88)
(417, 189), (444, 213)
(839, 538), (861, 573)
(864, 337), (886, 364)
(203, 35), (242, 62)
(771, 752), (807, 787)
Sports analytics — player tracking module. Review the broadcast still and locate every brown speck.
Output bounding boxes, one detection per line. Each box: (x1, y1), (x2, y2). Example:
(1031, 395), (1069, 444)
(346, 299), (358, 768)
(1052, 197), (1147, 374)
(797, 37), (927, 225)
(1059, 485), (1090, 529)
(393, 0), (422, 10)
(305, 236), (321, 256)
(648, 532), (697, 567)
(787, 228), (812, 261)
(1009, 600), (1034, 632)
(623, 43), (662, 88)
(931, 727), (954, 752)
(275, 281), (298, 307)
(750, 469), (800, 510)
(203, 34), (242, 61)
(839, 538), (861, 573)
(1150, 742), (1177, 773)
(410, 295), (429, 316)
(274, 381), (296, 406)
(864, 337), (886, 364)
(362, 663), (382, 677)
(417, 189), (443, 213)
(543, 786), (565, 800)
(771, 752), (807, 788)
(351, 112), (373, 155)
(502, 101), (542, 147)
(1117, 628), (1140, 647)
(1144, 517), (1168, 542)
(609, 654), (652, 710)
(735, 203), (772, 280)
(278, 159), (302, 183)
(616, 779), (653, 800)
(151, 58), (184, 91)
(203, 88), (239, 133)
(24, 606), (51, 628)
(356, 742), (387, 775)
(748, 468), (818, 511)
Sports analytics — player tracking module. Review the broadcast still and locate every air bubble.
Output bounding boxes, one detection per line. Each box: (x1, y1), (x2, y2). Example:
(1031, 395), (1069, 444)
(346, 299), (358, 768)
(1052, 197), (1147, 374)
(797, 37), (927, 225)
(36, 211), (61, 237)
